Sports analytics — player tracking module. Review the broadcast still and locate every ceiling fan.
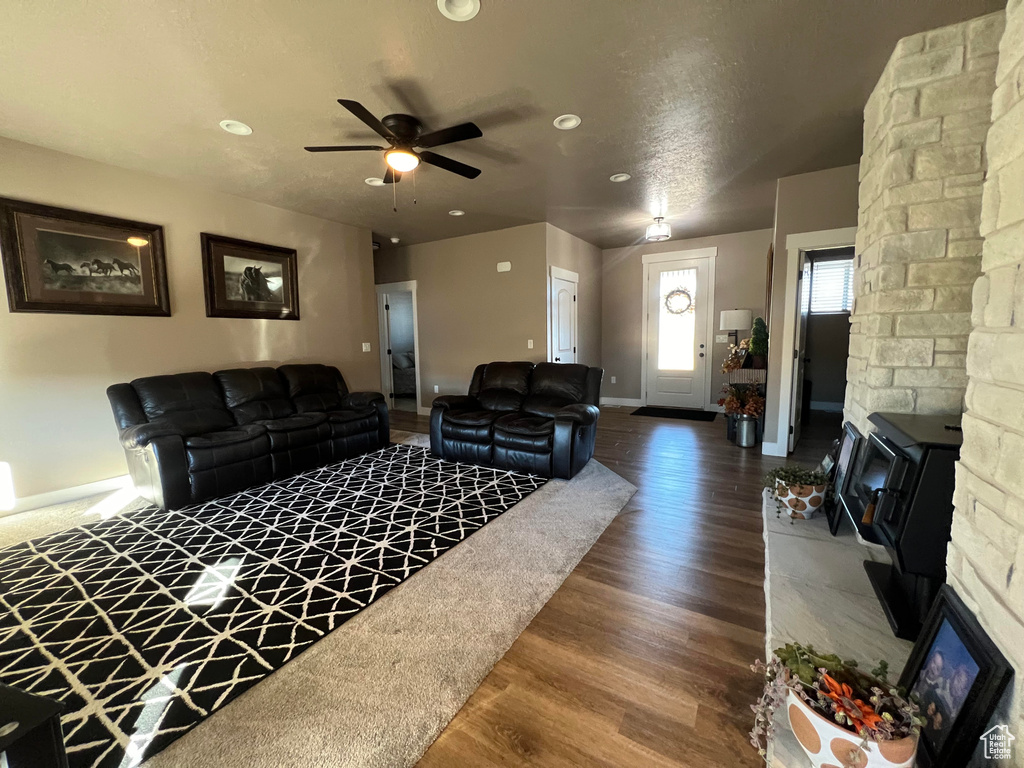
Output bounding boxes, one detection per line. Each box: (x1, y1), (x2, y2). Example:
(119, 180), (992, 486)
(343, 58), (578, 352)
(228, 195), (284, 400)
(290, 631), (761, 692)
(305, 99), (483, 183)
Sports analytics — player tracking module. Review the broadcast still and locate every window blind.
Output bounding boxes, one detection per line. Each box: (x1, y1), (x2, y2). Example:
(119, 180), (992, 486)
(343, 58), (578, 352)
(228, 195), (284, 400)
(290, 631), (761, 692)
(809, 258), (854, 314)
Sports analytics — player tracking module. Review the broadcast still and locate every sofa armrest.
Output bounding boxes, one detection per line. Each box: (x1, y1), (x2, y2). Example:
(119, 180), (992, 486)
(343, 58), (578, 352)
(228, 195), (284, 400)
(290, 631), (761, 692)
(120, 422), (186, 450)
(432, 395), (479, 412)
(345, 391), (386, 408)
(554, 403), (600, 427)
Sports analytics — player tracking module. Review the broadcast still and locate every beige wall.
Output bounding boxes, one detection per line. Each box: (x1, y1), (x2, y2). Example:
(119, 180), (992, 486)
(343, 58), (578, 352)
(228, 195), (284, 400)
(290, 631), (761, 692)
(0, 137), (379, 501)
(765, 165), (860, 437)
(374, 224), (548, 404)
(545, 224), (602, 368)
(950, 3), (1024, 751)
(600, 228), (772, 405)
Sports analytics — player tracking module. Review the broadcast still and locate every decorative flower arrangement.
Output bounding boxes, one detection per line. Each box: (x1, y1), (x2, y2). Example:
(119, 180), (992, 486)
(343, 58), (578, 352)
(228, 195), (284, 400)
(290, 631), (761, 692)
(750, 643), (922, 763)
(721, 342), (749, 372)
(718, 383), (765, 416)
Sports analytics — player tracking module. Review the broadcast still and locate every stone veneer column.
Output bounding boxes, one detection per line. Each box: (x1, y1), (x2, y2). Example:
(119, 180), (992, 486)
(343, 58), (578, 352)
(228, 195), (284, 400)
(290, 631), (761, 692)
(845, 13), (1004, 436)
(951, 0), (1024, 754)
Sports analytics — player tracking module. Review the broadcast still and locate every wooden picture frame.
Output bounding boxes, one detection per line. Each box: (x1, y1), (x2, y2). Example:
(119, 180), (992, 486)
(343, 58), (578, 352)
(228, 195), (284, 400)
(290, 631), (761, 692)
(200, 233), (299, 321)
(0, 197), (169, 316)
(899, 585), (1013, 768)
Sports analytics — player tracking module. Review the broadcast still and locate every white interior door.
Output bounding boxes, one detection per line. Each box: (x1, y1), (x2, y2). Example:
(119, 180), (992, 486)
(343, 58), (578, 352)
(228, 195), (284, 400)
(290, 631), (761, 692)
(550, 275), (577, 363)
(645, 258), (710, 408)
(789, 253), (811, 451)
(377, 292), (394, 408)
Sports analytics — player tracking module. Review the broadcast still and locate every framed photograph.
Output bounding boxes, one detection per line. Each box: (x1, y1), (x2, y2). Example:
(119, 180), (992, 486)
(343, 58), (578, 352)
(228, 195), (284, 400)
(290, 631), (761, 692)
(826, 421), (862, 535)
(899, 585), (1013, 767)
(201, 233), (299, 321)
(0, 197), (169, 316)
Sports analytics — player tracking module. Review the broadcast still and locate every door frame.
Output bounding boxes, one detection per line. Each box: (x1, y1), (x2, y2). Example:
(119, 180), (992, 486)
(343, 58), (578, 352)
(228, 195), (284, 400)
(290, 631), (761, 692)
(375, 280), (428, 417)
(547, 265), (579, 363)
(640, 247), (717, 408)
(764, 227), (857, 456)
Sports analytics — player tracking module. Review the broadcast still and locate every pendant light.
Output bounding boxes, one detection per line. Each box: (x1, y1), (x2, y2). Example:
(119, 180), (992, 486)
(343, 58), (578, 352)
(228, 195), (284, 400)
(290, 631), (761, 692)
(646, 217), (671, 242)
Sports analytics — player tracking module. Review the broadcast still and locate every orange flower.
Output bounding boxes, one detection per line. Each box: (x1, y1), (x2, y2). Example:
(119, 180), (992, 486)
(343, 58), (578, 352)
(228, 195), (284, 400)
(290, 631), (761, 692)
(820, 674), (885, 732)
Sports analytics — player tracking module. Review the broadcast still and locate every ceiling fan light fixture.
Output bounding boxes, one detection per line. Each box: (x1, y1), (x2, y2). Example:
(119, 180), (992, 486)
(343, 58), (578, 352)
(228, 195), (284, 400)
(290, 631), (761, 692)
(437, 0), (480, 22)
(385, 149), (420, 172)
(553, 114), (582, 131)
(219, 119), (252, 136)
(645, 217), (671, 242)
(126, 236), (149, 247)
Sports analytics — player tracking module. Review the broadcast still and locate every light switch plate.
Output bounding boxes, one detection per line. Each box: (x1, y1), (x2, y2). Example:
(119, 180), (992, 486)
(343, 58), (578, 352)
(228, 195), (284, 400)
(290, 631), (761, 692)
(434, 385), (439, 393)
(362, 342), (372, 352)
(527, 339), (534, 349)
(610, 376), (617, 384)
(716, 334), (729, 344)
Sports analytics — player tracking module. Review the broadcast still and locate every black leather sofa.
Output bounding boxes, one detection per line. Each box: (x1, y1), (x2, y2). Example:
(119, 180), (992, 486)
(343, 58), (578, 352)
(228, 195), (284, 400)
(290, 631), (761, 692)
(107, 364), (388, 510)
(430, 361), (602, 479)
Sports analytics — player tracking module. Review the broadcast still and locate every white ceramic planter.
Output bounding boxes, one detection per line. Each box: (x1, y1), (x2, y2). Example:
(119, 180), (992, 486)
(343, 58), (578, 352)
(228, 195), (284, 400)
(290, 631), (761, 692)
(786, 689), (918, 768)
(775, 481), (826, 519)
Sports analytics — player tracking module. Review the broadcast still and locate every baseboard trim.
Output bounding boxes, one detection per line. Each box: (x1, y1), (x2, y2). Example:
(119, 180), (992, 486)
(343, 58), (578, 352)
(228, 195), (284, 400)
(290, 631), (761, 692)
(761, 441), (787, 457)
(600, 397), (644, 407)
(3, 475), (131, 517)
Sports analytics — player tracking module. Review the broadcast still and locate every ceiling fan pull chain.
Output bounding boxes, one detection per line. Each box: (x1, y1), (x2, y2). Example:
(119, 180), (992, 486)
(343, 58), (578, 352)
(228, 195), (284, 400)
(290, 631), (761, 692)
(393, 174), (398, 213)
(413, 168), (417, 205)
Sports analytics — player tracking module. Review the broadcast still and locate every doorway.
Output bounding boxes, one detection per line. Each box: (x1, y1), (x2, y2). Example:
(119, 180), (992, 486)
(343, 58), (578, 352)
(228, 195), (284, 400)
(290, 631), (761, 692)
(641, 249), (717, 409)
(376, 281), (423, 415)
(548, 266), (578, 364)
(768, 227), (857, 456)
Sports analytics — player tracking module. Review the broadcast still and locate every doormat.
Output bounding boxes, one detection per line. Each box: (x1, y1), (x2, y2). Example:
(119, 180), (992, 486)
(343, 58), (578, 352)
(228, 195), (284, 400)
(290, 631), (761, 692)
(631, 406), (718, 422)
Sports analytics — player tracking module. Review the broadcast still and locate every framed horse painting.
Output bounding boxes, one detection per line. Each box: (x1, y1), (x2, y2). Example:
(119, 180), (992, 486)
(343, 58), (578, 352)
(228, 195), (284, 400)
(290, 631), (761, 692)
(200, 233), (299, 320)
(0, 196), (170, 316)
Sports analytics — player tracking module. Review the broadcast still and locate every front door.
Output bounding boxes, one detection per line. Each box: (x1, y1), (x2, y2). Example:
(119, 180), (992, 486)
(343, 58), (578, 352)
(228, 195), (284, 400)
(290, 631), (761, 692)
(550, 275), (577, 363)
(645, 258), (710, 409)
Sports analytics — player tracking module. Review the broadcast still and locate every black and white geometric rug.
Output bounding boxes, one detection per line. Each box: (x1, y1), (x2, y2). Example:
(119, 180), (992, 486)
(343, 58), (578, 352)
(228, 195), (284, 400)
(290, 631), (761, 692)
(0, 445), (545, 767)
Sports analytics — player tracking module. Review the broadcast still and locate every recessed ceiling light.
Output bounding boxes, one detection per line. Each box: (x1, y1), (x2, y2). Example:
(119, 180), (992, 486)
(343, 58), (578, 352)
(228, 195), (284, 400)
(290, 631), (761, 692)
(553, 114), (582, 130)
(609, 173), (631, 183)
(219, 119), (252, 136)
(390, 237), (401, 244)
(449, 210), (465, 216)
(365, 177), (385, 187)
(437, 0), (480, 21)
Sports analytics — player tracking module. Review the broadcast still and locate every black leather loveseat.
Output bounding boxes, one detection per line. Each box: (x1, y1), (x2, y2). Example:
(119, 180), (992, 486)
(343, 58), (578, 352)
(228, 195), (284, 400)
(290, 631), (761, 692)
(430, 361), (602, 479)
(107, 364), (388, 510)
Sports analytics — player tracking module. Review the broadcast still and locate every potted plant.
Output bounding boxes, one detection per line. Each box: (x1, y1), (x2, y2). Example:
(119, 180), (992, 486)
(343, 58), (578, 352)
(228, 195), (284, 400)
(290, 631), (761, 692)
(764, 465), (828, 518)
(718, 383), (765, 447)
(750, 316), (768, 369)
(751, 643), (921, 767)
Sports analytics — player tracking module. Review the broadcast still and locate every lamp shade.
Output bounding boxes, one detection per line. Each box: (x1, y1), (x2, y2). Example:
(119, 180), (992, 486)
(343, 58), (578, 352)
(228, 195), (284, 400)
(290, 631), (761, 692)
(720, 309), (752, 331)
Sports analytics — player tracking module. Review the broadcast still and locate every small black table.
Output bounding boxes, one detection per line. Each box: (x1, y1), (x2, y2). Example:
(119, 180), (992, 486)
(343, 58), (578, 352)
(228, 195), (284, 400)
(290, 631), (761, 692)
(0, 682), (68, 768)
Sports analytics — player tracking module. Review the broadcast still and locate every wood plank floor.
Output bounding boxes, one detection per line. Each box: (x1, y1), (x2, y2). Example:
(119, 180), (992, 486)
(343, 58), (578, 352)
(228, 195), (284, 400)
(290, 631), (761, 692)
(391, 406), (831, 767)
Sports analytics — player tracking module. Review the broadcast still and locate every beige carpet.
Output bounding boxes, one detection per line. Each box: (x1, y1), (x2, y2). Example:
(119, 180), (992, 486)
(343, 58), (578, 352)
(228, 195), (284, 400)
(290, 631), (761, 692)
(0, 433), (635, 768)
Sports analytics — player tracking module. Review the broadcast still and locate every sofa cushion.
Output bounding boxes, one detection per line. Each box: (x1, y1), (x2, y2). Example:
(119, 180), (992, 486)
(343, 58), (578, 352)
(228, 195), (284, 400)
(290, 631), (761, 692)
(521, 394), (576, 418)
(278, 364), (349, 413)
(184, 425), (270, 472)
(132, 372), (235, 436)
(441, 410), (501, 443)
(326, 407), (378, 437)
(255, 413), (330, 451)
(215, 367), (294, 424)
(474, 361), (533, 412)
(493, 414), (554, 452)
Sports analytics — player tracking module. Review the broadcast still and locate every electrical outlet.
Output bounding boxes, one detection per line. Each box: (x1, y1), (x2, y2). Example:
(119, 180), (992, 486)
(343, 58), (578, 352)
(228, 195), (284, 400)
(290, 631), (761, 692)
(610, 376), (616, 384)
(434, 385), (439, 393)
(362, 342), (371, 352)
(716, 334), (729, 344)
(527, 339), (534, 349)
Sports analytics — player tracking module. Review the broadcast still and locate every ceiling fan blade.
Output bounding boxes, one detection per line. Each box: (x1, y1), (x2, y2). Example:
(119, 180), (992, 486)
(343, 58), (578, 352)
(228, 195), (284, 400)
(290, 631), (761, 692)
(304, 145), (386, 152)
(416, 122), (483, 148)
(337, 99), (395, 140)
(418, 151), (482, 179)
(383, 168), (403, 184)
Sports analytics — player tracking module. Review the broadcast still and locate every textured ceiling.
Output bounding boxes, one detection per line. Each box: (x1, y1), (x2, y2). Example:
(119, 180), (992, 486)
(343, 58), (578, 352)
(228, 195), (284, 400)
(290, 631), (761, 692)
(0, 0), (1004, 249)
